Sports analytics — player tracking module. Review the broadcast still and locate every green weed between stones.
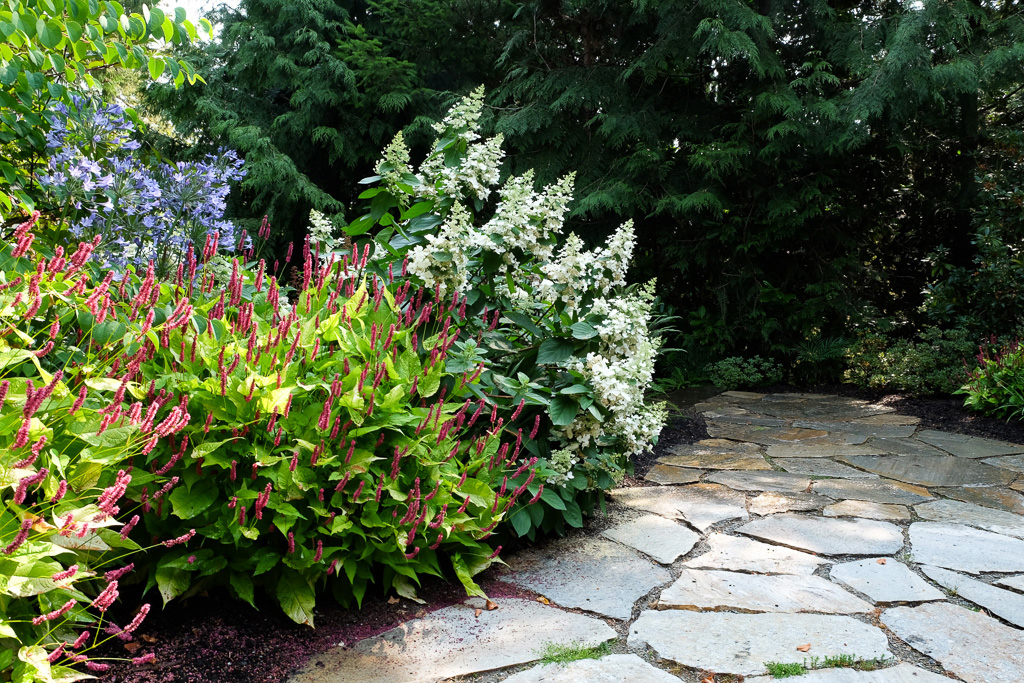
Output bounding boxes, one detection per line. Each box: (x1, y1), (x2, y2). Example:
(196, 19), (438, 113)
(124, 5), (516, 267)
(536, 640), (611, 665)
(766, 654), (896, 678)
(764, 661), (805, 678)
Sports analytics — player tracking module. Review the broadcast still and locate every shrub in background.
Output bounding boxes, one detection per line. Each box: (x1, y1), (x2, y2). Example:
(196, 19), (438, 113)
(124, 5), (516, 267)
(351, 88), (668, 538)
(960, 340), (1024, 420)
(706, 356), (784, 390)
(844, 327), (978, 396)
(0, 214), (194, 680)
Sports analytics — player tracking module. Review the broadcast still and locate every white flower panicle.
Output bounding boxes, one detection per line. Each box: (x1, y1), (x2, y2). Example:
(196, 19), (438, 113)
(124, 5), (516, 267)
(538, 220), (635, 314)
(376, 131), (413, 198)
(405, 202), (473, 296)
(308, 209), (345, 253)
(559, 281), (667, 460)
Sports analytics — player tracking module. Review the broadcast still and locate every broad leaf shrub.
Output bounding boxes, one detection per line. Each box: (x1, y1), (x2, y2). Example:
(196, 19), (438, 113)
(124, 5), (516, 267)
(844, 327), (978, 396)
(705, 356), (784, 390)
(0, 214), (196, 680)
(959, 339), (1024, 420)
(350, 88), (668, 539)
(133, 240), (532, 624)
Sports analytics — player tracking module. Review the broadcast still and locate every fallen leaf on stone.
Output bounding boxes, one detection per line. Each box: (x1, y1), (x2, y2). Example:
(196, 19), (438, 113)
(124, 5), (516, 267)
(474, 608), (482, 618)
(701, 673), (715, 683)
(124, 642), (141, 654)
(537, 596), (550, 605)
(387, 596), (399, 605)
(486, 600), (498, 611)
(796, 643), (811, 652)
(140, 634), (158, 644)
(876, 558), (887, 565)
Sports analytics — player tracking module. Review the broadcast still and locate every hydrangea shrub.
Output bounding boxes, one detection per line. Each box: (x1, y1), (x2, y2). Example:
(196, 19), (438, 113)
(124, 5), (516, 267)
(352, 88), (668, 537)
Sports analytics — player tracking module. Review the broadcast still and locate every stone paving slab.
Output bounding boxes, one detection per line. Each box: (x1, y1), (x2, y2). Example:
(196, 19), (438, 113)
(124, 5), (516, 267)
(765, 442), (881, 459)
(748, 492), (832, 516)
(914, 499), (1024, 538)
(909, 522), (1024, 574)
(822, 499), (909, 520)
(659, 568), (873, 614)
(810, 478), (932, 504)
(706, 414), (791, 427)
(838, 455), (1015, 487)
(659, 451), (771, 470)
(852, 414), (921, 426)
(643, 463), (705, 485)
(983, 453), (1024, 474)
(499, 654), (682, 682)
(882, 602), (1024, 683)
(792, 421), (917, 438)
(497, 538), (670, 620)
(746, 664), (952, 682)
(667, 438), (764, 455)
(829, 559), (944, 604)
(737, 514), (904, 556)
(917, 429), (1024, 458)
(774, 457), (880, 479)
(288, 598), (615, 683)
(610, 484), (748, 531)
(601, 514), (700, 565)
(705, 423), (829, 445)
(683, 533), (826, 575)
(932, 485), (1024, 514)
(920, 565), (1024, 628)
(996, 574), (1024, 592)
(628, 611), (891, 677)
(706, 470), (813, 493)
(861, 437), (949, 457)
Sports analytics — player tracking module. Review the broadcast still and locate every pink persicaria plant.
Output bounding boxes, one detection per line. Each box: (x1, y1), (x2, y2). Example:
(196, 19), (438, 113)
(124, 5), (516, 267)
(1, 211), (198, 680)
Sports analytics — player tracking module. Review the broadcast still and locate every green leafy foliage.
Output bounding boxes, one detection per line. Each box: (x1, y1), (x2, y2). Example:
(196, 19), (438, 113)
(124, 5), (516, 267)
(845, 327), (979, 397)
(706, 356), (784, 390)
(960, 340), (1024, 420)
(0, 0), (211, 220)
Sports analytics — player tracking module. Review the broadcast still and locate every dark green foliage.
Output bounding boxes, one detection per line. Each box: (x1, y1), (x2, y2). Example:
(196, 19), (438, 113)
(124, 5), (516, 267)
(845, 327), (979, 396)
(706, 356), (784, 390)
(148, 0), (1024, 373)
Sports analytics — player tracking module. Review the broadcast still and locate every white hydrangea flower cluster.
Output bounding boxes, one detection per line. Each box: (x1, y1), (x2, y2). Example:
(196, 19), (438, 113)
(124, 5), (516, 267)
(432, 86), (486, 140)
(376, 131), (412, 199)
(405, 202), (473, 296)
(419, 134), (504, 201)
(308, 209), (345, 253)
(537, 220), (635, 314)
(546, 447), (579, 487)
(557, 281), (668, 458)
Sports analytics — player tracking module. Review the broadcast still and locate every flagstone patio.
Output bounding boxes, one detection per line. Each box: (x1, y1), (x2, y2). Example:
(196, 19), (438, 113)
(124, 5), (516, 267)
(290, 391), (1024, 682)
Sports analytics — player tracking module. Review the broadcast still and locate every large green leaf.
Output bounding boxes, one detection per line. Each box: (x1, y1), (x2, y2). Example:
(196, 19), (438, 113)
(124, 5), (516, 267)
(277, 569), (316, 626)
(548, 395), (579, 426)
(155, 565), (190, 606)
(537, 338), (575, 364)
(169, 478), (219, 519)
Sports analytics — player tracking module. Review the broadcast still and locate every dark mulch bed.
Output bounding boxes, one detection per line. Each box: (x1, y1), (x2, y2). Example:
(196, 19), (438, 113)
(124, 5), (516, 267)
(97, 384), (1024, 683)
